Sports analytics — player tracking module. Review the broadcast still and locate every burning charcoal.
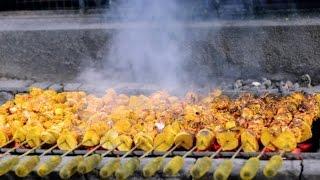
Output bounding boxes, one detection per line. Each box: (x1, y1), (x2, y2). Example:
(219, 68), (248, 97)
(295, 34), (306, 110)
(234, 80), (243, 89)
(300, 74), (312, 88)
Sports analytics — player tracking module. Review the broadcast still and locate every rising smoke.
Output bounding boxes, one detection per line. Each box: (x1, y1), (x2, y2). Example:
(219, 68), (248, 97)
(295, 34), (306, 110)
(79, 0), (213, 94)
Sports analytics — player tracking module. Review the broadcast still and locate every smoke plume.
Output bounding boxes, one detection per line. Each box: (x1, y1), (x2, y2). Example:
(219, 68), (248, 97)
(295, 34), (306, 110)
(79, 0), (208, 93)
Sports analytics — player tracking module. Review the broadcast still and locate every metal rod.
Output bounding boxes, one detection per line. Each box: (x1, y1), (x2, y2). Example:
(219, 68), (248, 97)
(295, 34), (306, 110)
(231, 145), (243, 159)
(0, 141), (27, 157)
(121, 144), (139, 160)
(138, 140), (168, 160)
(257, 147), (267, 159)
(84, 144), (102, 158)
(40, 144), (58, 157)
(162, 143), (181, 158)
(182, 146), (197, 158)
(20, 141), (46, 158)
(0, 139), (14, 148)
(61, 142), (84, 158)
(139, 148), (154, 160)
(101, 142), (123, 157)
(210, 147), (223, 159)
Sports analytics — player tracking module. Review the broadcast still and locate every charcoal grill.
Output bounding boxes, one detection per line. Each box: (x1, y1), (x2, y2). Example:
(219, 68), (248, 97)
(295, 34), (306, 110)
(1, 0), (320, 179)
(0, 85), (319, 179)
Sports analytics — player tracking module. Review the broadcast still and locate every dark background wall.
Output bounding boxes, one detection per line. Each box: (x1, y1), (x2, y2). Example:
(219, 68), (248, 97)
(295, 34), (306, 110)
(1, 14), (320, 85)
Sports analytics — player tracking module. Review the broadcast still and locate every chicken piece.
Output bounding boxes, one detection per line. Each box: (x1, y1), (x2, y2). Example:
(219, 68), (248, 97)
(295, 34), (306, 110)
(241, 108), (254, 119)
(195, 129), (214, 151)
(216, 131), (239, 151)
(114, 119), (131, 133)
(213, 159), (233, 180)
(82, 130), (100, 147)
(142, 157), (164, 177)
(41, 122), (64, 144)
(13, 126), (27, 143)
(163, 121), (181, 136)
(260, 129), (276, 150)
(37, 156), (62, 177)
(163, 156), (184, 176)
(298, 121), (312, 143)
(57, 131), (78, 151)
(154, 132), (174, 152)
(133, 133), (153, 152)
(225, 121), (236, 130)
(240, 157), (260, 180)
(263, 155), (283, 177)
(274, 112), (293, 124)
(295, 113), (314, 126)
(117, 134), (133, 151)
(174, 132), (194, 150)
(99, 158), (120, 178)
(0, 127), (11, 147)
(184, 105), (202, 121)
(272, 130), (297, 151)
(100, 130), (121, 150)
(15, 156), (40, 177)
(241, 131), (259, 153)
(26, 126), (44, 147)
(212, 95), (230, 110)
(190, 157), (212, 179)
(115, 157), (140, 180)
(290, 92), (304, 105)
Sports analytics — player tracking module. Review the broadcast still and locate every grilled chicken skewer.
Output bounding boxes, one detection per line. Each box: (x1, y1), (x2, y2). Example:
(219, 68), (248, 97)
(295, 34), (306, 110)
(77, 129), (124, 175)
(163, 146), (197, 176)
(99, 142), (136, 178)
(0, 141), (28, 176)
(114, 131), (166, 180)
(163, 129), (213, 176)
(190, 130), (238, 179)
(36, 124), (81, 177)
(114, 144), (153, 180)
(57, 142), (86, 179)
(262, 129), (297, 178)
(213, 145), (243, 180)
(142, 142), (182, 177)
(240, 147), (267, 180)
(14, 142), (47, 177)
(36, 144), (59, 176)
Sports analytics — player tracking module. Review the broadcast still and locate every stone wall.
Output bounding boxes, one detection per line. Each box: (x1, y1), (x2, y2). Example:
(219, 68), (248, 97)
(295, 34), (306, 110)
(1, 12), (320, 84)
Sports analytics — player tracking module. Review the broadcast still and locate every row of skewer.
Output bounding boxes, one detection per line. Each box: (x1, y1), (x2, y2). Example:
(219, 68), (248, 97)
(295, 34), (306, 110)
(0, 88), (319, 179)
(0, 128), (298, 180)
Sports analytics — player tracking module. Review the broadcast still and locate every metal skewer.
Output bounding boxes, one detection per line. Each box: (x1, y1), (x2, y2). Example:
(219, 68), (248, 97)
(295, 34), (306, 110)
(210, 147), (223, 159)
(182, 145), (197, 158)
(0, 139), (14, 149)
(0, 141), (27, 158)
(19, 141), (46, 158)
(231, 145), (243, 159)
(39, 144), (59, 157)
